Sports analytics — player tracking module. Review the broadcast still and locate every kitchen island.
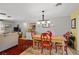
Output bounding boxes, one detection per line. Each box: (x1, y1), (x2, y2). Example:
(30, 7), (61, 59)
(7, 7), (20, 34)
(0, 32), (19, 52)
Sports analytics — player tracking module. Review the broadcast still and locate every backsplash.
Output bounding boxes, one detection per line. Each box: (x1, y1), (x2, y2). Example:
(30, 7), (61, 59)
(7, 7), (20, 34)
(0, 20), (14, 34)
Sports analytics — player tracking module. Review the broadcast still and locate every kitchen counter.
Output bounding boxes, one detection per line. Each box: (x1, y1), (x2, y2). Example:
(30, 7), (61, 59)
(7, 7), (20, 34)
(0, 32), (19, 52)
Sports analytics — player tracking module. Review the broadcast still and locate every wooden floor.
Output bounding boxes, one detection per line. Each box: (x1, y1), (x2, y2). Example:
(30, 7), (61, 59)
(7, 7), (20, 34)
(0, 39), (78, 55)
(69, 47), (79, 55)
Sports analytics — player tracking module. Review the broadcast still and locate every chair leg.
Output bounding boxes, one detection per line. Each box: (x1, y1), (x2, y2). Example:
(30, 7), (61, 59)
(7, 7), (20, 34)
(41, 47), (43, 54)
(55, 46), (57, 53)
(65, 47), (68, 55)
(35, 42), (36, 46)
(65, 49), (68, 55)
(49, 47), (52, 55)
(38, 42), (40, 49)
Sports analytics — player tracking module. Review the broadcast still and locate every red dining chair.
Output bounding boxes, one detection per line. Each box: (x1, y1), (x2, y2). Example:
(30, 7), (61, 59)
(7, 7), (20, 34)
(41, 33), (52, 55)
(46, 31), (52, 38)
(65, 32), (71, 43)
(55, 37), (68, 55)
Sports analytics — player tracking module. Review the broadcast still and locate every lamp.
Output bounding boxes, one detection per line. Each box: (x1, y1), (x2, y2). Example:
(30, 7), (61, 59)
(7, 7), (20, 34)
(37, 10), (51, 25)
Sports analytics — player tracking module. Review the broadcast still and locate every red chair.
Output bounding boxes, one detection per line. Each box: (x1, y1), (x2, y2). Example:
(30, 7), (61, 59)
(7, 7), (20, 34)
(65, 32), (71, 42)
(41, 33), (52, 55)
(46, 31), (52, 37)
(55, 35), (68, 54)
(55, 41), (68, 54)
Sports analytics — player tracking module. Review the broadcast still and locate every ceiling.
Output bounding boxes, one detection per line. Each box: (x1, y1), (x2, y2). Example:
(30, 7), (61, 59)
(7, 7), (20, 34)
(0, 3), (79, 22)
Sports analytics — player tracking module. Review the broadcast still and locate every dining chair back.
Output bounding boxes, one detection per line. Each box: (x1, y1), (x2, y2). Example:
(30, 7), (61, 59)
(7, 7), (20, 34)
(55, 35), (68, 54)
(47, 31), (52, 37)
(41, 33), (52, 54)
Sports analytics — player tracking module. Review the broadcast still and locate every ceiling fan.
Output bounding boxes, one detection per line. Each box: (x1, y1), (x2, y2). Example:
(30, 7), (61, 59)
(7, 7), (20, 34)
(56, 3), (62, 6)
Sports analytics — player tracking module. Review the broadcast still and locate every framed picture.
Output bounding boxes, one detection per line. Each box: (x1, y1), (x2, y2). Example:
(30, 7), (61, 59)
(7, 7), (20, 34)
(28, 23), (36, 32)
(42, 21), (50, 28)
(71, 18), (76, 29)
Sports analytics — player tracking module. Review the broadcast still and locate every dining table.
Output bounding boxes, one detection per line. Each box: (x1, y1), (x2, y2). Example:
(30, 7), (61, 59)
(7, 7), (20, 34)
(32, 34), (67, 54)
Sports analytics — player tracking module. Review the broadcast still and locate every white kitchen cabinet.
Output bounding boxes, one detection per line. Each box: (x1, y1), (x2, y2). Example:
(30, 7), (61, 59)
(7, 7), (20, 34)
(0, 32), (18, 52)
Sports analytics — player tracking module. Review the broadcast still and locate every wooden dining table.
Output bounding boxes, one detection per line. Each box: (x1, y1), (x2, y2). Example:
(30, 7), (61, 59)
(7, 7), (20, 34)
(32, 34), (67, 54)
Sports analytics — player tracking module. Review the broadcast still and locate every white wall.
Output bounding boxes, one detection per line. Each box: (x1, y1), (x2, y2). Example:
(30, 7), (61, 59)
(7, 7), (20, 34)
(36, 16), (71, 35)
(13, 21), (28, 36)
(13, 16), (71, 36)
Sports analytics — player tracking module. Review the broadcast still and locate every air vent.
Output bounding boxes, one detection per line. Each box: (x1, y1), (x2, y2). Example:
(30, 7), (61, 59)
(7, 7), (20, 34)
(56, 3), (62, 6)
(7, 16), (11, 18)
(0, 13), (6, 15)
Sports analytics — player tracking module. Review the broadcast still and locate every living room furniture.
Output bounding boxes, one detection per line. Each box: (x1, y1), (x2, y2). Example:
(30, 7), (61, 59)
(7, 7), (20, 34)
(19, 37), (27, 48)
(63, 32), (75, 49)
(33, 34), (66, 54)
(55, 38), (68, 54)
(41, 33), (52, 55)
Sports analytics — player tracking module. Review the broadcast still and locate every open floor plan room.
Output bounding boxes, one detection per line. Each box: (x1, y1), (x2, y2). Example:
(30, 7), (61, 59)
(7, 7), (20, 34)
(0, 3), (79, 55)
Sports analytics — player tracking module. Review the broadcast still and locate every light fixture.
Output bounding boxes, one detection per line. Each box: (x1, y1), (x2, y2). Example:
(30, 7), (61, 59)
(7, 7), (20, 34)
(37, 10), (51, 25)
(41, 21), (45, 24)
(47, 21), (51, 23)
(56, 3), (62, 6)
(37, 21), (40, 24)
(23, 22), (27, 27)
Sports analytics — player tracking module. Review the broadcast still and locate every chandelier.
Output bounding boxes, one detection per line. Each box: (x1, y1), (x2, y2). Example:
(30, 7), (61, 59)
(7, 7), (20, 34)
(37, 10), (51, 25)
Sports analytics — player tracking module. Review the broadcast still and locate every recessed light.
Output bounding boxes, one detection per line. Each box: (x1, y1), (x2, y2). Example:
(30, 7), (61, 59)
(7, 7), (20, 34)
(23, 23), (27, 26)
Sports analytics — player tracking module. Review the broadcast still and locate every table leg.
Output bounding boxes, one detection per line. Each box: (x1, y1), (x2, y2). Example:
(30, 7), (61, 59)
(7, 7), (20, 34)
(33, 39), (35, 48)
(62, 41), (64, 55)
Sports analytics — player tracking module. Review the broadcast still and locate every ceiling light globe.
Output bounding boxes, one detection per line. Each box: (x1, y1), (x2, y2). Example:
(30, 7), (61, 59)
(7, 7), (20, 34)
(37, 22), (40, 24)
(41, 21), (45, 24)
(47, 21), (51, 23)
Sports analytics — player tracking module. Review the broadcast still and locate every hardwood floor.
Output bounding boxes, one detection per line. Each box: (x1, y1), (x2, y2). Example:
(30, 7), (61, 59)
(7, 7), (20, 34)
(69, 47), (79, 55)
(0, 39), (78, 55)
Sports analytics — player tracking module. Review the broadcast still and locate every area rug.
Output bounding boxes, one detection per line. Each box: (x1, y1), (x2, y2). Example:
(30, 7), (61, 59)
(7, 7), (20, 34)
(20, 46), (73, 55)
